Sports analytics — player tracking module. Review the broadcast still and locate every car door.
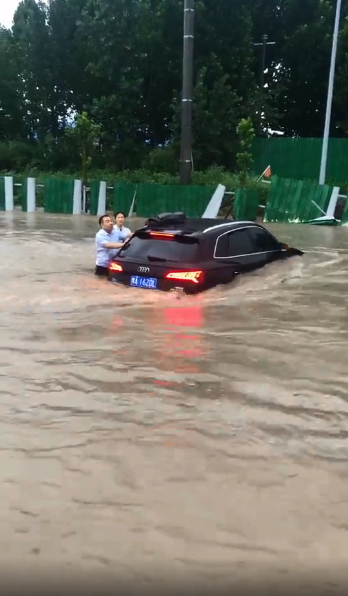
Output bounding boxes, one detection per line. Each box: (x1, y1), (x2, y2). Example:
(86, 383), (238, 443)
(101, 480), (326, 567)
(245, 226), (281, 266)
(214, 227), (262, 277)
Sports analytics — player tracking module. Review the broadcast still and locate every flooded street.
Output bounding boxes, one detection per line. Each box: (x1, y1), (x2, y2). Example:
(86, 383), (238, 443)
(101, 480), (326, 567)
(1, 211), (348, 591)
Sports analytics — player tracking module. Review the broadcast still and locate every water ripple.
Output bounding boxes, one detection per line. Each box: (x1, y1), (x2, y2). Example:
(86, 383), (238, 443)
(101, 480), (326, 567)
(1, 212), (348, 578)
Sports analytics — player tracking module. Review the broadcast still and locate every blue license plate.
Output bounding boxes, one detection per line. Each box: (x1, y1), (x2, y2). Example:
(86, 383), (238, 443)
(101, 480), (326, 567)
(130, 276), (158, 289)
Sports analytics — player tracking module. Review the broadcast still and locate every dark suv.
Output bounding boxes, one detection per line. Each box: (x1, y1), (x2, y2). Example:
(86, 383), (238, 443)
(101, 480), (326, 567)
(108, 212), (303, 294)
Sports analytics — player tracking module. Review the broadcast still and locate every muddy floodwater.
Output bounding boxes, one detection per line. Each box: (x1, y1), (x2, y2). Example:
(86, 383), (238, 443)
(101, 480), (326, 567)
(1, 211), (348, 591)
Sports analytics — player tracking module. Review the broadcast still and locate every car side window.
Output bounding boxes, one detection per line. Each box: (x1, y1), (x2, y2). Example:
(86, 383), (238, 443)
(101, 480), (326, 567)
(215, 233), (229, 257)
(247, 226), (280, 252)
(227, 229), (256, 257)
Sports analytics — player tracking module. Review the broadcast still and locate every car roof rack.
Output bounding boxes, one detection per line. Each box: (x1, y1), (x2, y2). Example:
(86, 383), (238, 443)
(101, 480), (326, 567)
(135, 213), (237, 236)
(145, 212), (187, 228)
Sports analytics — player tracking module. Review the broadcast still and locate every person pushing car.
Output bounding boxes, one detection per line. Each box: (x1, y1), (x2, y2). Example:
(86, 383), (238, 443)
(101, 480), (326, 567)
(95, 214), (126, 277)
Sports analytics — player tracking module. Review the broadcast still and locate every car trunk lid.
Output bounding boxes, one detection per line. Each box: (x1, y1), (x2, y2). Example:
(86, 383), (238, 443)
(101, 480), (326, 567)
(109, 231), (204, 288)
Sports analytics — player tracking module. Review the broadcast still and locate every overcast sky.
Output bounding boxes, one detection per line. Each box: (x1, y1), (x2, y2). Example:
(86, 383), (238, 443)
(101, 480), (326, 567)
(0, 0), (21, 28)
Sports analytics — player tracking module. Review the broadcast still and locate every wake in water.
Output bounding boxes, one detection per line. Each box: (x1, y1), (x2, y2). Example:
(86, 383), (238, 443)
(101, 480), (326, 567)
(0, 247), (337, 316)
(0, 212), (346, 320)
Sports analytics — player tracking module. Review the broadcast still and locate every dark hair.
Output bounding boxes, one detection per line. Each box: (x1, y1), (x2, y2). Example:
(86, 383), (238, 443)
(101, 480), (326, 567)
(114, 211), (126, 219)
(98, 214), (111, 225)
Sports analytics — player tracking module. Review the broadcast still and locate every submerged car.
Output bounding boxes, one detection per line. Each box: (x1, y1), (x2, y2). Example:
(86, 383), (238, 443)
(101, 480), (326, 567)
(108, 212), (303, 294)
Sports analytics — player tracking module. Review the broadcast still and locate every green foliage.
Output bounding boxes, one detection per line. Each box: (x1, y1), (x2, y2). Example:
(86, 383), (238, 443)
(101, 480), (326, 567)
(141, 146), (178, 175)
(277, 0), (335, 137)
(0, 165), (267, 194)
(65, 111), (102, 184)
(1, 0), (348, 178)
(236, 117), (256, 186)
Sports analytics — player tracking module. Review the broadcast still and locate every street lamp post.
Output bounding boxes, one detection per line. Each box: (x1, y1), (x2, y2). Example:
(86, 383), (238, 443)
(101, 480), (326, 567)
(319, 0), (342, 185)
(179, 0), (194, 185)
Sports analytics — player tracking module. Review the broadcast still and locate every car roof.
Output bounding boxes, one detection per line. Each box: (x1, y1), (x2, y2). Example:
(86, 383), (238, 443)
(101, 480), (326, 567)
(140, 213), (260, 237)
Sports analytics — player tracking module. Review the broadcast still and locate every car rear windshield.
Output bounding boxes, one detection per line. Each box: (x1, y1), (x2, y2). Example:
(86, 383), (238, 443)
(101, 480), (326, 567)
(118, 234), (200, 262)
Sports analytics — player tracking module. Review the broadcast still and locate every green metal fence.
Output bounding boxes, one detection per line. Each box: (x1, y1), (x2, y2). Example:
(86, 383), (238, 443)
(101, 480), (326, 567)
(135, 184), (215, 218)
(251, 137), (348, 182)
(263, 176), (333, 224)
(233, 188), (260, 221)
(89, 180), (100, 216)
(113, 182), (137, 216)
(342, 199), (348, 225)
(21, 177), (28, 212)
(3, 171), (348, 227)
(44, 177), (74, 214)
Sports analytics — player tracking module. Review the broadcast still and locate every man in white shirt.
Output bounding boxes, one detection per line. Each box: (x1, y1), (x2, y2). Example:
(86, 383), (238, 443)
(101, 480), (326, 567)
(95, 214), (126, 277)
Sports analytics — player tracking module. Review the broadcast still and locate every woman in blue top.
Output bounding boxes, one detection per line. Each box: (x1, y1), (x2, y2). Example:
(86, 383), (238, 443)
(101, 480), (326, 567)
(113, 211), (132, 242)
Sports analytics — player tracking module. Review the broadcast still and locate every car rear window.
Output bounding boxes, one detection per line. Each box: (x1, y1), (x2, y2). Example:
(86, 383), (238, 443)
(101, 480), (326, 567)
(118, 234), (200, 262)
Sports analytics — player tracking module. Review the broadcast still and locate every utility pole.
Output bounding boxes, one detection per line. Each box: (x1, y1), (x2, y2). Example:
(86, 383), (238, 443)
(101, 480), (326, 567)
(254, 34), (276, 89)
(319, 0), (342, 185)
(179, 0), (195, 185)
(253, 34), (276, 135)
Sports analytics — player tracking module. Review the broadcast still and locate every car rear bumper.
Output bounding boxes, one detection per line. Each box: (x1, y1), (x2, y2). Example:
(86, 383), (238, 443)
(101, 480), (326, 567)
(108, 272), (205, 294)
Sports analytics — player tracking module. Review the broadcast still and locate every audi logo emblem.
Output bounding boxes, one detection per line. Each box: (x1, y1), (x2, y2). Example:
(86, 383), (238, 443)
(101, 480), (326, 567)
(137, 266), (150, 273)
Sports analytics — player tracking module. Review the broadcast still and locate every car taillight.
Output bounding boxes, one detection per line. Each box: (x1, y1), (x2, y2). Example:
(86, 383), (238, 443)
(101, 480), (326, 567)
(109, 262), (123, 272)
(166, 270), (203, 284)
(149, 232), (175, 238)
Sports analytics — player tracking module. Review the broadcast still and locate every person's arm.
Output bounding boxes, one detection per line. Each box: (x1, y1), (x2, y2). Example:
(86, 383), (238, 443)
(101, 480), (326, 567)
(96, 231), (124, 250)
(103, 241), (124, 249)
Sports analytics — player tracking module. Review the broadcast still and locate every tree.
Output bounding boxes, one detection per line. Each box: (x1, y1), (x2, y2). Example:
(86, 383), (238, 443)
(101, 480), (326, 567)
(333, 8), (348, 135)
(12, 0), (53, 140)
(184, 62), (244, 169)
(66, 111), (102, 184)
(0, 27), (23, 140)
(276, 0), (335, 136)
(2, 0), (348, 175)
(170, 0), (256, 170)
(236, 117), (256, 186)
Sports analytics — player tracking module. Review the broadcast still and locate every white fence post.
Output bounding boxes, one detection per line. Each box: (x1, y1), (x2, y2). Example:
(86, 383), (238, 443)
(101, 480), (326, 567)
(97, 181), (107, 215)
(128, 186), (137, 217)
(4, 176), (14, 212)
(27, 177), (36, 212)
(73, 179), (82, 215)
(202, 184), (226, 218)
